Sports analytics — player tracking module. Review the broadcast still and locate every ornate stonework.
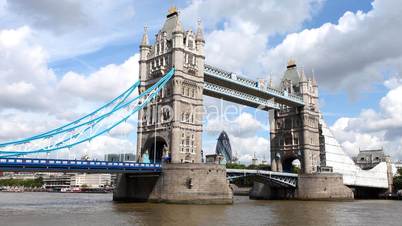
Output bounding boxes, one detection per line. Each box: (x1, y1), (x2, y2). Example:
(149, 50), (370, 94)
(137, 10), (205, 164)
(270, 62), (321, 174)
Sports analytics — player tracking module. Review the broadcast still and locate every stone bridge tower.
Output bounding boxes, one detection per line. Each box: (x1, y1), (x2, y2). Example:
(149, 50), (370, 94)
(270, 60), (321, 174)
(136, 8), (205, 164)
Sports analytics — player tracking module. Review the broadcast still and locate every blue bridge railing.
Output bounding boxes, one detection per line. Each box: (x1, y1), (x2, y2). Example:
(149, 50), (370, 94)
(0, 158), (161, 173)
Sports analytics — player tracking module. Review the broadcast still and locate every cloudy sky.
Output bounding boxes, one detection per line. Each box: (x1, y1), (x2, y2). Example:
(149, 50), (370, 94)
(0, 0), (401, 163)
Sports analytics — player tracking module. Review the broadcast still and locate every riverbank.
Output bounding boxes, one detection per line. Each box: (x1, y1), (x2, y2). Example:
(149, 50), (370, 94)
(0, 186), (112, 193)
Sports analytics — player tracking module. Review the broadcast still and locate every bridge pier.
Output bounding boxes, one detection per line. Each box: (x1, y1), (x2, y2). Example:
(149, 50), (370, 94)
(296, 173), (354, 200)
(249, 173), (354, 200)
(113, 163), (233, 204)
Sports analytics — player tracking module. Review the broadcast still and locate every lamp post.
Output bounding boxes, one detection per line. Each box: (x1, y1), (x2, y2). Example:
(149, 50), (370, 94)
(154, 96), (157, 164)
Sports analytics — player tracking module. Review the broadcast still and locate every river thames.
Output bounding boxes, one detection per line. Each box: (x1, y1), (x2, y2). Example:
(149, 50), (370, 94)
(0, 192), (401, 226)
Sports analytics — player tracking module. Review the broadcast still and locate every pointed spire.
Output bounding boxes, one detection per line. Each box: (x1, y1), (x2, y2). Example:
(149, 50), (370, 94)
(141, 26), (149, 46)
(312, 77), (317, 86)
(312, 69), (318, 86)
(173, 18), (184, 34)
(196, 18), (205, 42)
(300, 68), (306, 82)
(269, 73), (273, 87)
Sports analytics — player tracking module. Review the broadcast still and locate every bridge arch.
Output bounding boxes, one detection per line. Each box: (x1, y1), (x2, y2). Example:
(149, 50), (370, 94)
(282, 156), (301, 173)
(142, 136), (168, 163)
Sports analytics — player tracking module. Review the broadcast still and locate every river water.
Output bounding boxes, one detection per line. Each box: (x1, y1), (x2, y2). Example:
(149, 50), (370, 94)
(0, 192), (401, 226)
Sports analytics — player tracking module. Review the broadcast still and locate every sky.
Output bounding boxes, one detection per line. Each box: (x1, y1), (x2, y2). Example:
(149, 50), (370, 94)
(0, 0), (401, 163)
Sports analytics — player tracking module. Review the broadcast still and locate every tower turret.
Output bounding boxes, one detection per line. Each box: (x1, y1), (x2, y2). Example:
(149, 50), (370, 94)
(139, 26), (151, 82)
(195, 19), (205, 55)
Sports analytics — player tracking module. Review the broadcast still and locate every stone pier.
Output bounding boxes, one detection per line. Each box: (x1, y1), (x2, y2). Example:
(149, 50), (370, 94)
(113, 163), (233, 204)
(249, 173), (354, 200)
(296, 173), (354, 200)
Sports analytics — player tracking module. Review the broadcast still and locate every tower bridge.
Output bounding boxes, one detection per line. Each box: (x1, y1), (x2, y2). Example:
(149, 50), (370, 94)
(0, 7), (396, 202)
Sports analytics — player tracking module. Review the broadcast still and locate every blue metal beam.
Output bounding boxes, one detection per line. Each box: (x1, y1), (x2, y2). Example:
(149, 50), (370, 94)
(0, 158), (161, 174)
(204, 64), (304, 107)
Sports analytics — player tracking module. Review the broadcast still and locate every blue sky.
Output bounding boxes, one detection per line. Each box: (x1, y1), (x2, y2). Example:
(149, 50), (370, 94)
(1, 0), (401, 162)
(47, 0), (379, 126)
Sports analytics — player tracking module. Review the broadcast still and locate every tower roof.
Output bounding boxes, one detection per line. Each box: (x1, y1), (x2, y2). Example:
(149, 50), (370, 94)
(282, 60), (301, 86)
(161, 7), (183, 39)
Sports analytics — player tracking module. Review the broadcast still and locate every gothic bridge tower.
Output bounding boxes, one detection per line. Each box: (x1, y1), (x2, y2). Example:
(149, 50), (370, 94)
(270, 60), (321, 174)
(136, 8), (205, 164)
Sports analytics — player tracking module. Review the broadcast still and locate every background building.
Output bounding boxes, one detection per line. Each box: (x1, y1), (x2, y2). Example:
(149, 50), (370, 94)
(215, 131), (237, 163)
(104, 153), (135, 162)
(355, 149), (388, 170)
(42, 173), (73, 190)
(70, 174), (111, 188)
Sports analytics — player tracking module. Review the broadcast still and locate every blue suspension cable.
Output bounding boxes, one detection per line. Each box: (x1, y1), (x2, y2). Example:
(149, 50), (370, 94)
(0, 80), (141, 147)
(0, 68), (175, 157)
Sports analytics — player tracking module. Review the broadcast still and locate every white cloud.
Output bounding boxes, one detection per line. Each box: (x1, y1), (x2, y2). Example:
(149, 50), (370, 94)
(181, 0), (322, 34)
(7, 0), (88, 34)
(0, 26), (140, 159)
(0, 111), (63, 141)
(0, 26), (58, 111)
(231, 135), (270, 164)
(330, 77), (402, 160)
(181, 0), (323, 75)
(1, 1), (137, 60)
(205, 112), (266, 137)
(59, 54), (139, 102)
(262, 0), (402, 93)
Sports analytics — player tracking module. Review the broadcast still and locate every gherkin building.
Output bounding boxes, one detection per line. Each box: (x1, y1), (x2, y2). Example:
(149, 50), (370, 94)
(215, 131), (235, 162)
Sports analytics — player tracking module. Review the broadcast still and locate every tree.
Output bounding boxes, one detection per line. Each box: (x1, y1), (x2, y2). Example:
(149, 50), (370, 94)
(394, 168), (402, 191)
(226, 163), (246, 169)
(292, 165), (301, 174)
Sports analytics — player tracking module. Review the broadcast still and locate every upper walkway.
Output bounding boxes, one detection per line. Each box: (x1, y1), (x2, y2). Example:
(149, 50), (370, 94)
(204, 65), (305, 110)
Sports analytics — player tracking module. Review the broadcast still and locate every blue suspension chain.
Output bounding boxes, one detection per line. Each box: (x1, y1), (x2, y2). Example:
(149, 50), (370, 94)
(0, 68), (175, 157)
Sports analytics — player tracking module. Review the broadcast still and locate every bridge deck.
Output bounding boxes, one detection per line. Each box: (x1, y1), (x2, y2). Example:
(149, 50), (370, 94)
(226, 168), (298, 177)
(0, 158), (161, 174)
(226, 169), (298, 188)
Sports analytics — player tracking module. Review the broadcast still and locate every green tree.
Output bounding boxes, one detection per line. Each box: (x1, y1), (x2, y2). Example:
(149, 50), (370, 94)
(394, 169), (402, 191)
(292, 165), (301, 174)
(0, 178), (43, 188)
(226, 163), (246, 169)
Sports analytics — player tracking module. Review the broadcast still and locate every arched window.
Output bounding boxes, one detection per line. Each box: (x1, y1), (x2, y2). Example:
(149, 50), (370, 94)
(188, 39), (194, 49)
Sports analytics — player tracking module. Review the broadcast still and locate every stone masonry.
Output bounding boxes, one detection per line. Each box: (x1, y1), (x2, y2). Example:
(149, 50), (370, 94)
(270, 60), (321, 174)
(137, 8), (204, 164)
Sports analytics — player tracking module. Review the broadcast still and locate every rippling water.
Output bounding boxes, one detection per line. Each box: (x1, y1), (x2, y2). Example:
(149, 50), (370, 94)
(0, 192), (401, 226)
